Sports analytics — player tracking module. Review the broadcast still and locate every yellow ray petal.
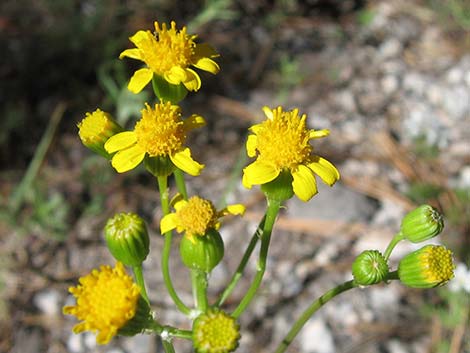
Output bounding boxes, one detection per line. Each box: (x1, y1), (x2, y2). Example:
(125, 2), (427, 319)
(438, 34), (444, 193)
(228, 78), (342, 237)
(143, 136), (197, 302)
(129, 30), (151, 46)
(193, 57), (220, 74)
(160, 213), (178, 234)
(165, 66), (187, 85)
(219, 204), (246, 217)
(307, 156), (340, 186)
(119, 48), (143, 61)
(309, 129), (330, 139)
(292, 164), (318, 202)
(262, 106), (274, 119)
(184, 114), (206, 130)
(246, 134), (258, 157)
(111, 145), (146, 173)
(128, 68), (153, 94)
(182, 68), (201, 91)
(170, 148), (204, 176)
(105, 131), (137, 153)
(242, 161), (279, 188)
(193, 43), (219, 58)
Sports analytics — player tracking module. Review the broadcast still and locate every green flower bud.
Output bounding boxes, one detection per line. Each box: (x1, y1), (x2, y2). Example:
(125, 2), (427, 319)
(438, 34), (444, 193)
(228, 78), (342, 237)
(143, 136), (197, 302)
(398, 245), (455, 288)
(152, 74), (188, 104)
(352, 250), (389, 285)
(105, 213), (150, 266)
(193, 309), (240, 353)
(179, 228), (224, 273)
(400, 205), (444, 243)
(77, 109), (123, 159)
(144, 155), (175, 177)
(260, 170), (294, 202)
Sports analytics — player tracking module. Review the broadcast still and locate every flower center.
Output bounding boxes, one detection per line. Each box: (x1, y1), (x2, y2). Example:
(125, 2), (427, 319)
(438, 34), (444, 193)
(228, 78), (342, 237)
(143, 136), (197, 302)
(423, 246), (454, 282)
(193, 310), (240, 353)
(176, 196), (217, 237)
(255, 108), (312, 170)
(139, 21), (196, 75)
(134, 102), (186, 157)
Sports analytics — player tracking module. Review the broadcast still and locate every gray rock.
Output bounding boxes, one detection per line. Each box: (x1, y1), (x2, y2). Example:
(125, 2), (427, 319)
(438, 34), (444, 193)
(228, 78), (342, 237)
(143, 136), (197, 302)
(300, 317), (336, 353)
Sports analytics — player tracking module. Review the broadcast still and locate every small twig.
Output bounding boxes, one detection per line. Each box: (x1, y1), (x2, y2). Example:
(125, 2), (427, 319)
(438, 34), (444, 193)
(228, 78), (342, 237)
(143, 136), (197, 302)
(10, 102), (67, 215)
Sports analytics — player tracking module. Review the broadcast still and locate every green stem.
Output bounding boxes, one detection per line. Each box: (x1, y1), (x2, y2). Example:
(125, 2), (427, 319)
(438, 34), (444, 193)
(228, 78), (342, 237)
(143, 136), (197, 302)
(231, 199), (281, 318)
(383, 232), (405, 261)
(173, 168), (188, 200)
(148, 321), (193, 340)
(274, 280), (358, 353)
(157, 176), (191, 315)
(162, 340), (176, 353)
(215, 216), (266, 307)
(191, 269), (208, 313)
(132, 265), (149, 303)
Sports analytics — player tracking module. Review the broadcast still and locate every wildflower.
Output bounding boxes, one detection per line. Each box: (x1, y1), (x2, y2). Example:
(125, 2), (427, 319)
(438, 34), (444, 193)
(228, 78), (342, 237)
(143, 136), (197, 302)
(448, 262), (470, 293)
(242, 106), (340, 202)
(77, 109), (122, 158)
(400, 205), (444, 243)
(398, 245), (455, 288)
(161, 195), (244, 272)
(104, 101), (205, 174)
(105, 213), (150, 266)
(193, 309), (240, 353)
(160, 195), (245, 242)
(120, 21), (220, 94)
(63, 262), (151, 344)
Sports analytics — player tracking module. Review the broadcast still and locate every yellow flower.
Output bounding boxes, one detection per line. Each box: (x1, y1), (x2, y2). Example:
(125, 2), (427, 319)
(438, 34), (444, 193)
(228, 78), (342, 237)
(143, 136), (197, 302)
(63, 262), (141, 345)
(242, 106), (340, 202)
(160, 194), (245, 242)
(120, 21), (220, 93)
(104, 101), (205, 174)
(77, 109), (122, 158)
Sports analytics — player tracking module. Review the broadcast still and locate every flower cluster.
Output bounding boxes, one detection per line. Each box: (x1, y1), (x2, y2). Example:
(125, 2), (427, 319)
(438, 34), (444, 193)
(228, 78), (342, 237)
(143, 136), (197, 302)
(67, 19), (458, 353)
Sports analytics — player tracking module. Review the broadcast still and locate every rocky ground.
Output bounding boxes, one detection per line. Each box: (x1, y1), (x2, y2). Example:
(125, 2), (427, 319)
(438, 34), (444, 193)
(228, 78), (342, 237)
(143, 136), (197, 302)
(3, 1), (470, 353)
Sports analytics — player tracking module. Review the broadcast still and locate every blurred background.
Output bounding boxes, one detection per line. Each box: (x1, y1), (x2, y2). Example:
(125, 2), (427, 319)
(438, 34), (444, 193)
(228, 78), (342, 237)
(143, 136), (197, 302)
(0, 0), (469, 352)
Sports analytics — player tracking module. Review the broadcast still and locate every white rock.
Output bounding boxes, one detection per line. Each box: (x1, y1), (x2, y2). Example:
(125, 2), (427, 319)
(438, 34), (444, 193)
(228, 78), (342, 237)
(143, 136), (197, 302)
(379, 39), (402, 60)
(67, 334), (83, 353)
(84, 332), (97, 350)
(381, 75), (399, 95)
(300, 317), (336, 353)
(33, 289), (61, 316)
(387, 339), (409, 353)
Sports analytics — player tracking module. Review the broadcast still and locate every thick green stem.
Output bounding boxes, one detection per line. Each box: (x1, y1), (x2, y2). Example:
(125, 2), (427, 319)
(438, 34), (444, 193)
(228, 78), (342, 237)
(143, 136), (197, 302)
(162, 340), (176, 353)
(191, 269), (208, 313)
(132, 265), (149, 303)
(157, 176), (191, 315)
(173, 168), (188, 200)
(215, 216), (266, 307)
(383, 232), (405, 261)
(274, 280), (357, 353)
(231, 199), (280, 318)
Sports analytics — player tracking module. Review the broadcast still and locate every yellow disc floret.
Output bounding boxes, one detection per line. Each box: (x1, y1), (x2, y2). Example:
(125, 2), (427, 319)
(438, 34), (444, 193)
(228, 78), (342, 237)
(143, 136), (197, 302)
(193, 309), (240, 353)
(254, 107), (312, 170)
(135, 102), (185, 157)
(420, 246), (454, 283)
(63, 262), (141, 344)
(175, 196), (218, 238)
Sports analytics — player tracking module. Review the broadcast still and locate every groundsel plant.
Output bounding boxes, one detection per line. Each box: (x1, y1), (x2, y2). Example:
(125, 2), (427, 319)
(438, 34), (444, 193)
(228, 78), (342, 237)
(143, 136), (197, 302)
(66, 21), (456, 353)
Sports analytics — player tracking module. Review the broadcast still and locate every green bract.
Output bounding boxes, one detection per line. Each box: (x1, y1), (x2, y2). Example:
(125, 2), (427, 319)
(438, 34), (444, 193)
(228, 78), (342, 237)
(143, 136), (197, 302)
(105, 213), (150, 266)
(179, 228), (224, 273)
(352, 250), (389, 285)
(400, 205), (444, 243)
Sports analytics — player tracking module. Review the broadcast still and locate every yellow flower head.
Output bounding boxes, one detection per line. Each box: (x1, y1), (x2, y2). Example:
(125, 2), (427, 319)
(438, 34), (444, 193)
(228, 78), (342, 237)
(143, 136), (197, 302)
(77, 109), (122, 158)
(242, 106), (340, 202)
(120, 21), (220, 93)
(193, 309), (240, 353)
(160, 194), (245, 242)
(104, 101), (205, 175)
(398, 245), (455, 288)
(63, 262), (141, 345)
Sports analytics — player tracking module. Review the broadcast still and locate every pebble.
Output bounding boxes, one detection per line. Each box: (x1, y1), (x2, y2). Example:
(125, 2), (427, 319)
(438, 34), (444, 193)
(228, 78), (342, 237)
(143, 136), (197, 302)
(300, 317), (336, 353)
(33, 289), (61, 316)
